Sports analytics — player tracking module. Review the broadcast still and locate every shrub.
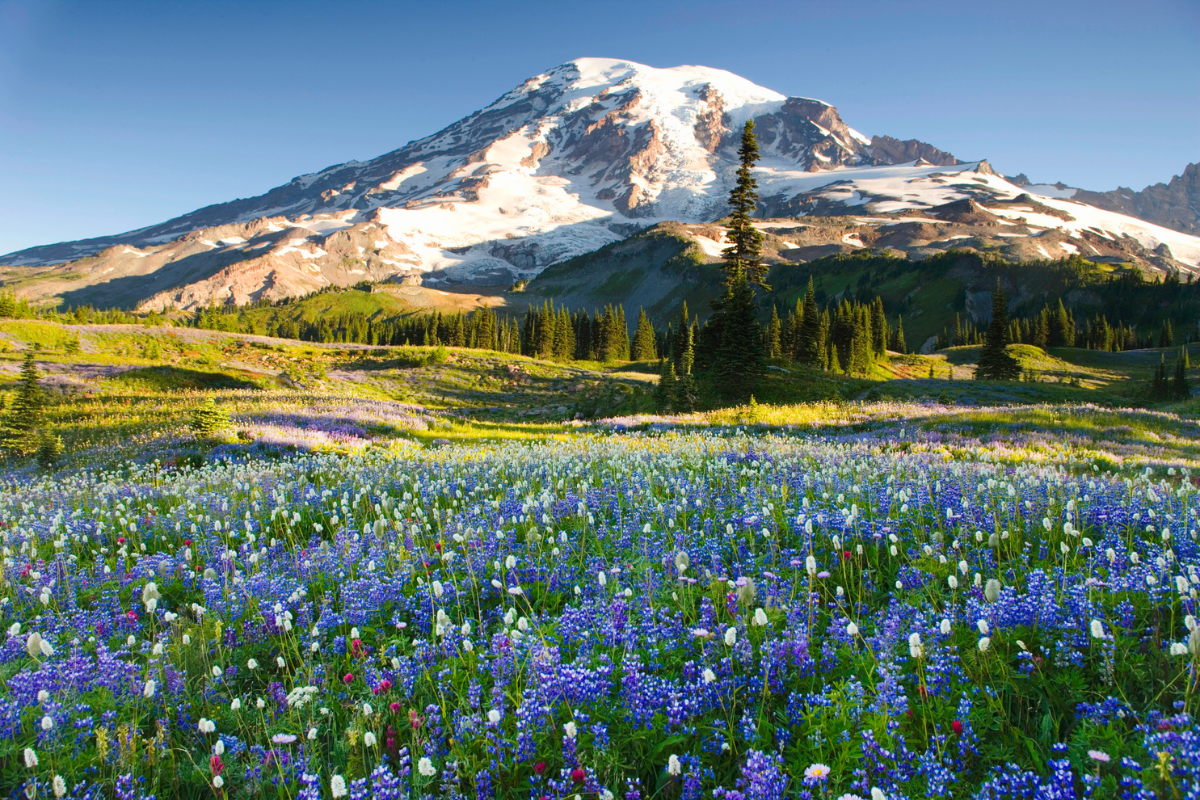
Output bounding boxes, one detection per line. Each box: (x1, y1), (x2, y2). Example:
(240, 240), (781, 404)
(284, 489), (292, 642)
(36, 430), (63, 469)
(190, 397), (231, 440)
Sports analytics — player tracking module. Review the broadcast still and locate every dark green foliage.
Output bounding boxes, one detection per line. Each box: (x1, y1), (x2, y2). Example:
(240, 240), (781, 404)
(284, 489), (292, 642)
(190, 397), (231, 440)
(698, 120), (768, 403)
(711, 271), (763, 403)
(766, 305), (782, 360)
(552, 307), (576, 362)
(654, 360), (677, 413)
(826, 298), (878, 376)
(1160, 319), (1175, 348)
(1173, 349), (1191, 400)
(670, 302), (691, 371)
(674, 372), (698, 412)
(680, 324), (696, 376)
(795, 279), (824, 368)
(870, 297), (888, 359)
(722, 121), (767, 287)
(4, 352), (45, 455)
(1147, 358), (1172, 402)
(892, 315), (907, 354)
(1054, 300), (1075, 347)
(975, 282), (1022, 381)
(36, 430), (63, 469)
(631, 309), (658, 361)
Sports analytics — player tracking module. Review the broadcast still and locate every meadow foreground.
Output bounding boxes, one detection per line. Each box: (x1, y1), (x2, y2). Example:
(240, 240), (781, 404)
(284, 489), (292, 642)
(2, 401), (1199, 799)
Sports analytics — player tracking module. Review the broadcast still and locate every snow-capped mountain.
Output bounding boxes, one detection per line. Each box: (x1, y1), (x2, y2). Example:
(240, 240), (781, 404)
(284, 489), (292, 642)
(2, 58), (1199, 311)
(1010, 163), (1199, 237)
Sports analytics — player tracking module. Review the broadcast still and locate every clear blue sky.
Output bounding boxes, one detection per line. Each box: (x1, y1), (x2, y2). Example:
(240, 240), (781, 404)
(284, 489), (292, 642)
(1, 0), (1196, 254)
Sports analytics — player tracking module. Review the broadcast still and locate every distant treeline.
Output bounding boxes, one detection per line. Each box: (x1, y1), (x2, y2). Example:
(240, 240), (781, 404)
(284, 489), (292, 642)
(188, 283), (904, 376)
(194, 300), (637, 362)
(933, 300), (1186, 353)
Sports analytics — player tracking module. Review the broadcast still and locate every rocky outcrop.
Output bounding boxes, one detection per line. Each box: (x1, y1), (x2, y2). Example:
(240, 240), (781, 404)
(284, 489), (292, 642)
(692, 83), (726, 153)
(930, 198), (1003, 226)
(750, 97), (872, 170)
(869, 135), (959, 166)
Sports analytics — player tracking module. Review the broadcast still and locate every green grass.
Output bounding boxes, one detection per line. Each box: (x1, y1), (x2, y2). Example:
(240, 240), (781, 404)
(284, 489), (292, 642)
(0, 317), (1192, 473)
(108, 365), (264, 391)
(0, 320), (80, 349)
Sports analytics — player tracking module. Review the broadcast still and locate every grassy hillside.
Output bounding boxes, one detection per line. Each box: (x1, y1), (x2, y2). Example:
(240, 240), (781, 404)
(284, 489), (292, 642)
(0, 317), (1192, 475)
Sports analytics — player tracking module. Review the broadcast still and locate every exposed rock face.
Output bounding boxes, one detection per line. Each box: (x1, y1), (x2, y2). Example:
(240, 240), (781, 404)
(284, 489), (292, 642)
(930, 198), (1003, 226)
(752, 97), (873, 170)
(869, 135), (959, 167)
(692, 83), (726, 153)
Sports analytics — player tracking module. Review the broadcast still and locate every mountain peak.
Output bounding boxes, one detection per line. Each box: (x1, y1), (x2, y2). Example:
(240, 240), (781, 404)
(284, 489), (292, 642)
(3, 59), (1198, 310)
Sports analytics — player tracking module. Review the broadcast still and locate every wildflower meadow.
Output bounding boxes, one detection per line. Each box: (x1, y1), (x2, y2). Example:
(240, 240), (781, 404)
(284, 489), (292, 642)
(3, 410), (1200, 800)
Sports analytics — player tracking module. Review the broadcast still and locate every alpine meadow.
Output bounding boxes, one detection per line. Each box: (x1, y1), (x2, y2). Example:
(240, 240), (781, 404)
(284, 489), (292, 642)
(3, 33), (1200, 800)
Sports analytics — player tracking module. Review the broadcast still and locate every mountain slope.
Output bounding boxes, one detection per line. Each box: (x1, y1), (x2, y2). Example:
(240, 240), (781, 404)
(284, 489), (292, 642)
(1013, 163), (1200, 236)
(3, 58), (1200, 311)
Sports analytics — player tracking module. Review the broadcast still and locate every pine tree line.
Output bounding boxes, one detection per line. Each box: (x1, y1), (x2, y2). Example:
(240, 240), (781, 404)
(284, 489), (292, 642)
(1147, 348), (1192, 402)
(194, 300), (642, 362)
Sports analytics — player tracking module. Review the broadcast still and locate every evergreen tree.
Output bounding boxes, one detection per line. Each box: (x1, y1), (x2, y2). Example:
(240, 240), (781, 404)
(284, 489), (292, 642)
(4, 352), (44, 455)
(783, 297), (804, 360)
(1032, 308), (1049, 348)
(766, 305), (782, 360)
(848, 305), (873, 375)
(575, 312), (593, 360)
(1173, 348), (1191, 400)
(615, 305), (630, 360)
(552, 307), (575, 361)
(870, 297), (888, 358)
(893, 315), (907, 355)
(826, 340), (841, 374)
(631, 309), (658, 362)
(535, 302), (556, 358)
(1148, 357), (1171, 402)
(722, 121), (767, 287)
(796, 279), (823, 367)
(1049, 300), (1074, 347)
(675, 371), (699, 412)
(36, 430), (63, 470)
(681, 326), (696, 376)
(712, 271), (763, 402)
(699, 120), (766, 402)
(1161, 320), (1175, 348)
(591, 308), (603, 360)
(654, 360), (677, 413)
(975, 281), (1021, 381)
(670, 302), (689, 368)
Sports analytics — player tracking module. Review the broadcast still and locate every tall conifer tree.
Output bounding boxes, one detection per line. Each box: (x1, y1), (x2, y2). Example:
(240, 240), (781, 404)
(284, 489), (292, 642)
(704, 121), (765, 402)
(631, 309), (658, 362)
(722, 121), (767, 287)
(975, 281), (1021, 380)
(796, 278), (823, 368)
(766, 306), (782, 360)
